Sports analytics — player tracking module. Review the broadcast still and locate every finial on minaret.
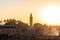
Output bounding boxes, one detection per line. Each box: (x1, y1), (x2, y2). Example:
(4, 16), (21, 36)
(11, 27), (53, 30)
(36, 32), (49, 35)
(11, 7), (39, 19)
(30, 13), (33, 27)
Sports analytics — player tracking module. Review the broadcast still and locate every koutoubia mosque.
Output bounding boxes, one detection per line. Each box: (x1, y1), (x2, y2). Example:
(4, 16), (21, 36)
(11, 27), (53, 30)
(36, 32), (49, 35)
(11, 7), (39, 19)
(30, 13), (33, 27)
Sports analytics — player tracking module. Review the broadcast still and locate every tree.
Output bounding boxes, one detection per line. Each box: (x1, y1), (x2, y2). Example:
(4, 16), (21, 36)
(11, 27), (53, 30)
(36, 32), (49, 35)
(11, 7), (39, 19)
(17, 21), (29, 32)
(0, 20), (2, 25)
(33, 23), (45, 37)
(34, 23), (43, 31)
(4, 19), (16, 25)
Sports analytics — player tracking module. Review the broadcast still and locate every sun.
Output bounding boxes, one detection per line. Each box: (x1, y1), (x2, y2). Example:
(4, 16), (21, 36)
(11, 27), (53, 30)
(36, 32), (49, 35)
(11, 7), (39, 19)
(38, 5), (60, 25)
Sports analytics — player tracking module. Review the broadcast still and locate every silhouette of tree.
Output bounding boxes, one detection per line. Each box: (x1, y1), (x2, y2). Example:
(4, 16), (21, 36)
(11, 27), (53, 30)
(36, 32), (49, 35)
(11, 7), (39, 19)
(4, 19), (29, 32)
(33, 23), (45, 37)
(4, 19), (16, 25)
(17, 21), (29, 32)
(4, 20), (7, 22)
(0, 20), (2, 25)
(34, 23), (43, 31)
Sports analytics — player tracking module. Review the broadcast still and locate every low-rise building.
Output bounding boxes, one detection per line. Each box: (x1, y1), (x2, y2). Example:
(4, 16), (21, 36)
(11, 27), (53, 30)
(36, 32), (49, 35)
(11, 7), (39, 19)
(0, 25), (22, 36)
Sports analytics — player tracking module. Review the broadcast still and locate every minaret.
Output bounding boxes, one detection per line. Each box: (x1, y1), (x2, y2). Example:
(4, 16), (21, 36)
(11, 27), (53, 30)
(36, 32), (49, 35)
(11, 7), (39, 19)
(30, 13), (33, 27)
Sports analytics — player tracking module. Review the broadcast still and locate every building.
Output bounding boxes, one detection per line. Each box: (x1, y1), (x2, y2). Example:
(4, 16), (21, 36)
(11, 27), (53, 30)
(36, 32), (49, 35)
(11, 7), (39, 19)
(30, 13), (33, 27)
(0, 25), (21, 36)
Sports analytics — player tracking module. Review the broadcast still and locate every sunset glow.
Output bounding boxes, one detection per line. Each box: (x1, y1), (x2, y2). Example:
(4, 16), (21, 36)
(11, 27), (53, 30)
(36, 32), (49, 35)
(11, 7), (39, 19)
(38, 5), (60, 25)
(1, 0), (60, 39)
(0, 0), (60, 25)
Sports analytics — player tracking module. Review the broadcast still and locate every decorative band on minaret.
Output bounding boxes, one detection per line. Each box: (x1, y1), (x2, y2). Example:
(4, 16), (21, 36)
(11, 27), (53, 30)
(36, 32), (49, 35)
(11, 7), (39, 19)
(30, 13), (33, 27)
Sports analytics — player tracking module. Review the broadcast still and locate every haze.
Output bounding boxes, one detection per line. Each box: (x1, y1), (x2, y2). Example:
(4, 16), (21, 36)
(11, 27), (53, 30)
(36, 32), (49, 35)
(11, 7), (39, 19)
(0, 0), (60, 25)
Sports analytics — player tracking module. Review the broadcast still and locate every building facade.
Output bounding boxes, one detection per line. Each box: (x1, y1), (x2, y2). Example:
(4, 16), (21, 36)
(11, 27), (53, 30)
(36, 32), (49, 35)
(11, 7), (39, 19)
(0, 25), (22, 36)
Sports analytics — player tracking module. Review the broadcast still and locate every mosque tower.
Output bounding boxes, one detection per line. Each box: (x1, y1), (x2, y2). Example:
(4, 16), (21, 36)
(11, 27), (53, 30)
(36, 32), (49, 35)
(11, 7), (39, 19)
(30, 13), (33, 27)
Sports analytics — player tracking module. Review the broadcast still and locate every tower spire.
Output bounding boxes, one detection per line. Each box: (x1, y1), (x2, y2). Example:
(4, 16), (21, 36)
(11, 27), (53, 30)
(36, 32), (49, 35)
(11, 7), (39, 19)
(30, 13), (33, 27)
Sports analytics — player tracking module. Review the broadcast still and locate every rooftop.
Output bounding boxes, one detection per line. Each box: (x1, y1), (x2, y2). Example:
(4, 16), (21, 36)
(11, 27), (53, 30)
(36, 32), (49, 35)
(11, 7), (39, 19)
(0, 25), (16, 28)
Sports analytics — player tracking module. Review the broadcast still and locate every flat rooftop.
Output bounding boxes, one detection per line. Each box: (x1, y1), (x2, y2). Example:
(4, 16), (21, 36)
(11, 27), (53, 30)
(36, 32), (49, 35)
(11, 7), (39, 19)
(0, 25), (16, 28)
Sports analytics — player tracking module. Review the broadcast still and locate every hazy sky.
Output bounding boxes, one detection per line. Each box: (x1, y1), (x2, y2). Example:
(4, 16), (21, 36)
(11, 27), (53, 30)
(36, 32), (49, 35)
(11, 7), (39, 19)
(0, 0), (60, 24)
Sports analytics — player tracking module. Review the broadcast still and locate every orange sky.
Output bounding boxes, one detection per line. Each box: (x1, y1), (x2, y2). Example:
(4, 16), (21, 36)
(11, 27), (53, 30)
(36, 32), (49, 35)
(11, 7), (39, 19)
(0, 0), (60, 25)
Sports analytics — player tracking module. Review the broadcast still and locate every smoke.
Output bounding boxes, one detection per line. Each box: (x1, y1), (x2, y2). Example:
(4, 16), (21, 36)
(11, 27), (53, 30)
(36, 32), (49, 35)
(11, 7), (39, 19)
(43, 27), (59, 36)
